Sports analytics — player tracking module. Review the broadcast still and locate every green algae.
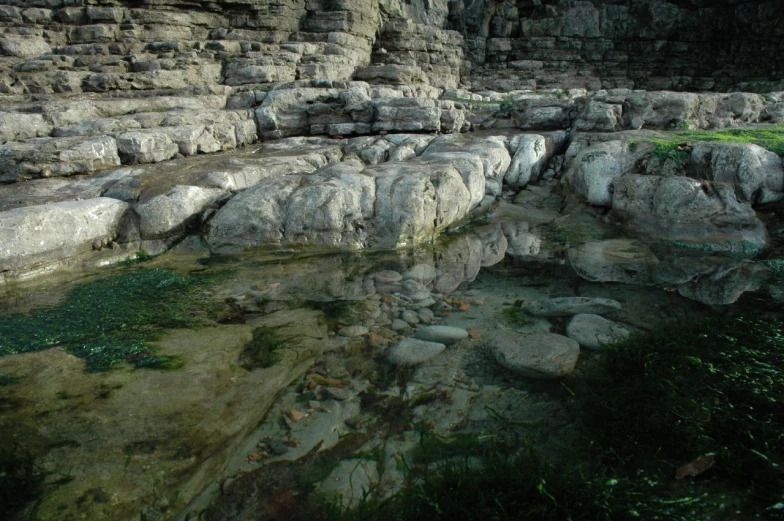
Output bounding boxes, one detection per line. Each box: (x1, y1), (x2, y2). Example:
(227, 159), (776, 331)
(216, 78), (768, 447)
(313, 315), (784, 521)
(644, 125), (784, 160)
(579, 314), (784, 518)
(239, 326), (297, 370)
(0, 268), (215, 372)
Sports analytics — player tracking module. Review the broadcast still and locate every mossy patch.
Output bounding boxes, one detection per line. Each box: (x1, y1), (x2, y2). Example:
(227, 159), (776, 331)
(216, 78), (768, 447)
(0, 268), (216, 372)
(238, 325), (299, 370)
(642, 125), (784, 159)
(501, 306), (532, 327)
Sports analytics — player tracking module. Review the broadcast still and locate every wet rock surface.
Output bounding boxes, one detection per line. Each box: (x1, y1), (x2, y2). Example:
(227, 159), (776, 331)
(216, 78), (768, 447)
(1, 2), (783, 519)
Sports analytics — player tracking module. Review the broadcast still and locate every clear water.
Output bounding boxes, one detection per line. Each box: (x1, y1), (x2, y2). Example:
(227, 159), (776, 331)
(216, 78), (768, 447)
(0, 202), (781, 521)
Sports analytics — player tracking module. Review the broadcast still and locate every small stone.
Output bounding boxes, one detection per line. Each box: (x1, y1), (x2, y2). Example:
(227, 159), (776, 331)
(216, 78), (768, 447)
(401, 310), (420, 325)
(286, 409), (306, 422)
(524, 297), (622, 317)
(339, 325), (369, 338)
(417, 308), (435, 323)
(401, 279), (431, 301)
(566, 314), (630, 350)
(434, 300), (452, 311)
(390, 319), (410, 331)
(375, 270), (403, 284)
(325, 387), (350, 401)
(387, 338), (446, 366)
(491, 333), (580, 379)
(415, 325), (468, 345)
(409, 297), (436, 309)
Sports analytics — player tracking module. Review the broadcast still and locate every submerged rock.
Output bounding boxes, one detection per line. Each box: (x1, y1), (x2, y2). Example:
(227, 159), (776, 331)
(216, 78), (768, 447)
(566, 314), (631, 350)
(415, 325), (469, 345)
(386, 338), (446, 366)
(525, 297), (622, 317)
(491, 332), (580, 379)
(316, 458), (379, 508)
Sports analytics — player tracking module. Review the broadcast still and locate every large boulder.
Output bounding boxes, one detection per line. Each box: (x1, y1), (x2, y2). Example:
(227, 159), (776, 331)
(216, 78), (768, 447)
(135, 185), (225, 240)
(690, 142), (784, 205)
(564, 141), (639, 206)
(505, 134), (548, 189)
(610, 174), (768, 250)
(0, 198), (129, 273)
(423, 134), (509, 195)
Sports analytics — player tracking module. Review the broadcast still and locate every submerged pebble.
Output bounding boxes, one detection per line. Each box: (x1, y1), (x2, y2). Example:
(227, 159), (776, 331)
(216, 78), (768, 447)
(415, 325), (468, 345)
(386, 338), (446, 366)
(566, 314), (630, 349)
(339, 325), (369, 338)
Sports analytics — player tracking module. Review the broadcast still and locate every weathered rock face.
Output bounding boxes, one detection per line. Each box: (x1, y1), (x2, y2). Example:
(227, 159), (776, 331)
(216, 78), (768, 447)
(611, 174), (768, 250)
(452, 0), (784, 92)
(0, 197), (129, 273)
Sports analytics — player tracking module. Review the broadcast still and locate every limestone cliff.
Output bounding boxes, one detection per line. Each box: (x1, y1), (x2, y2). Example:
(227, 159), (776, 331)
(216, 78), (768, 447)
(0, 0), (781, 95)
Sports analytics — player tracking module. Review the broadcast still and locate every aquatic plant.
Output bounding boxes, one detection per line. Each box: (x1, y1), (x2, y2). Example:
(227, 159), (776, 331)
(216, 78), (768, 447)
(0, 442), (44, 520)
(579, 314), (784, 517)
(0, 268), (214, 372)
(312, 314), (784, 521)
(239, 326), (300, 370)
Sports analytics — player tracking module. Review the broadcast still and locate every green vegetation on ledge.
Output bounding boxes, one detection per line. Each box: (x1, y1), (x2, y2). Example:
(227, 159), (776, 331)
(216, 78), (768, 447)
(647, 125), (784, 161)
(0, 268), (216, 372)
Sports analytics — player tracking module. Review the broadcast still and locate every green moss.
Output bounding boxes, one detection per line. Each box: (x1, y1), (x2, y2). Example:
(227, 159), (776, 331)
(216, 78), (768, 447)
(501, 306), (532, 327)
(0, 268), (214, 372)
(238, 325), (298, 370)
(648, 125), (784, 157)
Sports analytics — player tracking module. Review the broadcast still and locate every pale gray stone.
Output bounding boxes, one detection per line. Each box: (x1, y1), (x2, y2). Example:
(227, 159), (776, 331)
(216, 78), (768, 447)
(0, 198), (129, 272)
(566, 314), (630, 350)
(116, 131), (179, 164)
(374, 270), (402, 284)
(387, 338), (446, 366)
(491, 333), (580, 379)
(415, 325), (468, 345)
(401, 310), (420, 325)
(339, 325), (369, 338)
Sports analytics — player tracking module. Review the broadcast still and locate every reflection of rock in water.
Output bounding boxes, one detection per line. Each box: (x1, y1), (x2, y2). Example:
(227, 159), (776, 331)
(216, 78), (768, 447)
(568, 239), (773, 305)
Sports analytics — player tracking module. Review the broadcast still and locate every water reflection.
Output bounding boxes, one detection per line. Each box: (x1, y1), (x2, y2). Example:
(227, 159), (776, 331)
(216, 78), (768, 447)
(0, 206), (781, 520)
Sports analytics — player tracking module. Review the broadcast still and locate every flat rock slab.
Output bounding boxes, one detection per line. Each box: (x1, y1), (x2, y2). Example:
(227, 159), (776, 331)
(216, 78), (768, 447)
(387, 338), (446, 366)
(414, 325), (468, 345)
(566, 314), (630, 350)
(491, 332), (580, 379)
(524, 296), (622, 317)
(0, 197), (128, 272)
